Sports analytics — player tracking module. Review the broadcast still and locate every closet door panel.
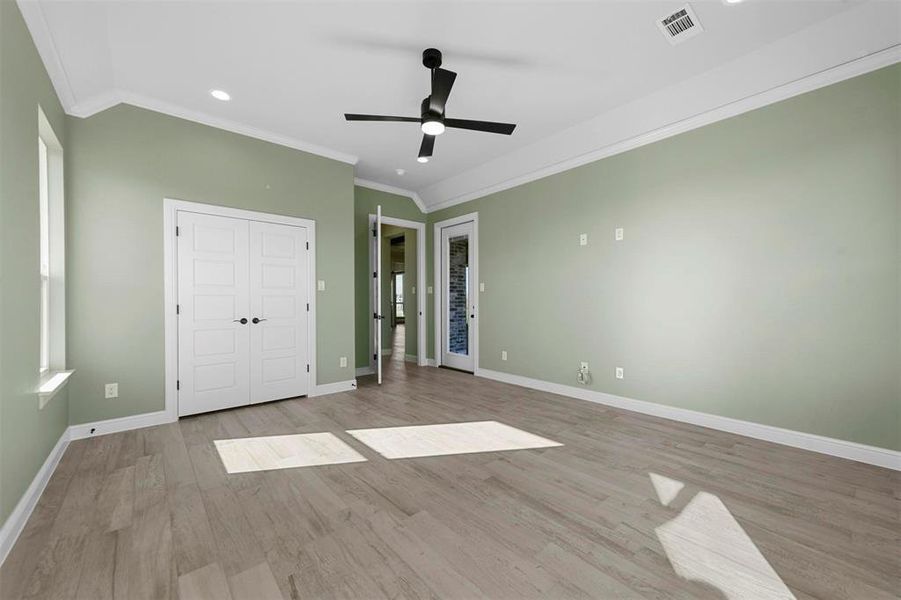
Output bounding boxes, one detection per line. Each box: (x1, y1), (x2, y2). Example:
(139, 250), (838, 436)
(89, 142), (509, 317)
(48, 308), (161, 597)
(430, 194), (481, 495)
(249, 221), (310, 403)
(177, 212), (251, 416)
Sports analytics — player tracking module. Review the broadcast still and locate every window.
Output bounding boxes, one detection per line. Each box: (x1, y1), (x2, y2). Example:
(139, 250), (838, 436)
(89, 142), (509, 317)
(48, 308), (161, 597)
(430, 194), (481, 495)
(39, 136), (50, 373)
(36, 106), (71, 407)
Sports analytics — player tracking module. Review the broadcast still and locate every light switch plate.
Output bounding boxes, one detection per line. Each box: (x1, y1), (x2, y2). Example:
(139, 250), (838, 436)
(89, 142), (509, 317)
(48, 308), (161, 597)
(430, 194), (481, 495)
(479, 282), (485, 292)
(615, 228), (624, 241)
(105, 383), (118, 399)
(615, 367), (624, 379)
(317, 280), (326, 291)
(579, 233), (588, 246)
(501, 350), (508, 361)
(339, 356), (347, 368)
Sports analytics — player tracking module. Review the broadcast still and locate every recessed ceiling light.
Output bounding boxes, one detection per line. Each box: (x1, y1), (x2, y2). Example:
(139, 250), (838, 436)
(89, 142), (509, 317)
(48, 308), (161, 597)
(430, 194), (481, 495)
(210, 89), (231, 101)
(395, 168), (406, 176)
(417, 157), (429, 164)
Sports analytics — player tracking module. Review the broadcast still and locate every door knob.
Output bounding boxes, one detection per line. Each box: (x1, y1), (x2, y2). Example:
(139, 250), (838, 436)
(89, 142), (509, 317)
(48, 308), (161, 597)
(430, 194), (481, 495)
(233, 318), (248, 325)
(252, 317), (267, 324)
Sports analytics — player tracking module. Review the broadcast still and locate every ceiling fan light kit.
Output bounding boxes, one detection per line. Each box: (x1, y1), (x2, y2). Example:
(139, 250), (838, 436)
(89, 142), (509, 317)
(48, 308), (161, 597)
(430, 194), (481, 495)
(344, 48), (516, 162)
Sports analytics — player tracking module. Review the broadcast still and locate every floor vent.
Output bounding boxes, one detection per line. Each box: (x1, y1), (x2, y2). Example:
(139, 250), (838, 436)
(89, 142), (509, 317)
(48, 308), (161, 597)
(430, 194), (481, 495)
(657, 5), (704, 45)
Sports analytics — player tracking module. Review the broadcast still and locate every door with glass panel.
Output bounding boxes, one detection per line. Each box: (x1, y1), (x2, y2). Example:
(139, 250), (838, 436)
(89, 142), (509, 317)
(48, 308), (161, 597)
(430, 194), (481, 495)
(441, 221), (475, 372)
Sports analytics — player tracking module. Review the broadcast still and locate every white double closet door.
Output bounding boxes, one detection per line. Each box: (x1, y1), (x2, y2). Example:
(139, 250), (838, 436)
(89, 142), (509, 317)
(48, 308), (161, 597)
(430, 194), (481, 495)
(177, 211), (310, 417)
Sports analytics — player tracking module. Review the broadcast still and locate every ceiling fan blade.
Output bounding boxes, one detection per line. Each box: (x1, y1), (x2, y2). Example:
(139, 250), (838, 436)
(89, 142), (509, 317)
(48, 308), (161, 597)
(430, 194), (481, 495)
(344, 114), (420, 122)
(444, 118), (516, 135)
(429, 68), (457, 115)
(418, 134), (435, 159)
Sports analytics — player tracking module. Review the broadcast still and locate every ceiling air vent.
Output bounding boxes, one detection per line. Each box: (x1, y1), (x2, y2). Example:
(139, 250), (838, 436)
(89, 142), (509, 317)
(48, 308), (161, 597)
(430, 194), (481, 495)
(657, 5), (704, 45)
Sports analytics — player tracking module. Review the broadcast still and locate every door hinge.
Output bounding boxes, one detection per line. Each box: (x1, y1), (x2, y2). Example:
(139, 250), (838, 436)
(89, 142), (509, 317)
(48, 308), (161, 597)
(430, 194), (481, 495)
(372, 271), (377, 278)
(372, 227), (377, 238)
(176, 304), (180, 315)
(176, 380), (180, 390)
(175, 226), (180, 237)
(306, 303), (310, 312)
(306, 364), (310, 373)
(306, 241), (309, 250)
(373, 353), (377, 360)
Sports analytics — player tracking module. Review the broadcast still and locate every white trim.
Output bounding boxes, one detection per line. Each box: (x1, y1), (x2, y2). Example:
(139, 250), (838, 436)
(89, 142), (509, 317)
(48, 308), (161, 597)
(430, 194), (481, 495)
(432, 212), (479, 371)
(163, 198), (318, 420)
(0, 428), (70, 566)
(37, 369), (74, 410)
(68, 410), (175, 441)
(422, 45), (901, 213)
(311, 379), (357, 397)
(56, 86), (359, 165)
(354, 178), (426, 213)
(16, 0), (77, 110)
(356, 366), (375, 377)
(478, 369), (901, 471)
(367, 215), (428, 369)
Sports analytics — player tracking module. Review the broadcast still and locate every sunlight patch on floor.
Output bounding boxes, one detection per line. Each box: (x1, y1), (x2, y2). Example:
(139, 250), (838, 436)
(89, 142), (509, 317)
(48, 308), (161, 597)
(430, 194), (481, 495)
(214, 433), (367, 473)
(650, 473), (796, 599)
(346, 420), (562, 459)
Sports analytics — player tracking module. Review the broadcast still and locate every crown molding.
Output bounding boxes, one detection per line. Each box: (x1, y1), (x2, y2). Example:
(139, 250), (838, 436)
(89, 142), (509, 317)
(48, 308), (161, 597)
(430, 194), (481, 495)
(353, 178), (426, 213)
(17, 0), (77, 110)
(92, 91), (360, 165)
(423, 43), (900, 213)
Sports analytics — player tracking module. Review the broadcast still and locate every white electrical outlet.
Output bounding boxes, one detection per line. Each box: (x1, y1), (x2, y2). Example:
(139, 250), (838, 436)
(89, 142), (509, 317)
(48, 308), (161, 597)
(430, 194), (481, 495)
(581, 361), (589, 370)
(427, 286), (433, 294)
(579, 233), (588, 246)
(615, 367), (624, 379)
(615, 228), (624, 241)
(501, 350), (508, 361)
(317, 280), (326, 291)
(105, 383), (118, 399)
(339, 356), (347, 368)
(479, 282), (485, 292)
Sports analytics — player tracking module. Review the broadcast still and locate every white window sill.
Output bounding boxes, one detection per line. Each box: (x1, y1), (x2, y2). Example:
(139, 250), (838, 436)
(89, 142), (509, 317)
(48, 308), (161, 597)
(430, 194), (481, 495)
(38, 370), (74, 410)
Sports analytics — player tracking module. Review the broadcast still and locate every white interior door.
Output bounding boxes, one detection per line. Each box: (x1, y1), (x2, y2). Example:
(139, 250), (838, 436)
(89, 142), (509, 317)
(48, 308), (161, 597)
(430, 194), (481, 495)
(441, 221), (475, 372)
(374, 205), (383, 384)
(177, 211), (251, 416)
(249, 220), (310, 403)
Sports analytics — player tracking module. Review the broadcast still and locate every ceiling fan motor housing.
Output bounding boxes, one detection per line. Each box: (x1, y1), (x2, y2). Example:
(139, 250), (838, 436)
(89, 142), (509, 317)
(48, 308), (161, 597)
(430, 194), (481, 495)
(421, 97), (443, 121)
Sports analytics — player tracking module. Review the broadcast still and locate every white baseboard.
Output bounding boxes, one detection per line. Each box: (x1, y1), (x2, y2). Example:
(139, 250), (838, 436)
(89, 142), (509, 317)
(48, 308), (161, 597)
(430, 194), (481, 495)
(311, 379), (357, 397)
(69, 409), (175, 441)
(0, 428), (70, 566)
(426, 359), (438, 367)
(404, 354), (418, 363)
(356, 366), (375, 376)
(477, 369), (901, 471)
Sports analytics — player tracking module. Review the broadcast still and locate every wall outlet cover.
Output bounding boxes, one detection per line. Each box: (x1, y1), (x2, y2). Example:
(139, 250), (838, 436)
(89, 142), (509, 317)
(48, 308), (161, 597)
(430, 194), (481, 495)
(581, 361), (589, 370)
(615, 367), (624, 379)
(105, 383), (118, 399)
(479, 282), (485, 292)
(339, 356), (348, 368)
(317, 280), (326, 291)
(501, 350), (508, 361)
(615, 228), (624, 241)
(427, 286), (433, 294)
(579, 233), (588, 246)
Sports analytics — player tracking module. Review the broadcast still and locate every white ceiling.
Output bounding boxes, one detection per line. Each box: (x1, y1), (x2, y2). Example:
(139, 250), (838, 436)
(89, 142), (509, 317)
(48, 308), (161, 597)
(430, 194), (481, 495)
(20, 1), (901, 211)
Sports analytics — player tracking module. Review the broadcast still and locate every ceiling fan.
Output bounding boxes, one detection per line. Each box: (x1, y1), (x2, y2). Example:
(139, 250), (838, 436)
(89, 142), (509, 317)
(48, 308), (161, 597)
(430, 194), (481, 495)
(344, 48), (517, 163)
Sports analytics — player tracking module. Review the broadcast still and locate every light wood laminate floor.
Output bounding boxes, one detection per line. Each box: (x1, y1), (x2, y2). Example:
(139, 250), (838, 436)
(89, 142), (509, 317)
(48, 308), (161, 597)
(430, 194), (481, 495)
(1, 343), (898, 599)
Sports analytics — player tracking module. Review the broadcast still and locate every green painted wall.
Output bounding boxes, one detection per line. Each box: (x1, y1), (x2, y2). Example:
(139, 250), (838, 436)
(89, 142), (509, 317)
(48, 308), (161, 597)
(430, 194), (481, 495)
(427, 65), (901, 450)
(0, 1), (70, 524)
(66, 104), (355, 425)
(380, 226), (418, 359)
(353, 186), (423, 369)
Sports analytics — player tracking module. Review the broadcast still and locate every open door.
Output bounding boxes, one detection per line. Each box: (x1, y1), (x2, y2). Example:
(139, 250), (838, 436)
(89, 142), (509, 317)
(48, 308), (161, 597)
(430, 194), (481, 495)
(371, 205), (383, 384)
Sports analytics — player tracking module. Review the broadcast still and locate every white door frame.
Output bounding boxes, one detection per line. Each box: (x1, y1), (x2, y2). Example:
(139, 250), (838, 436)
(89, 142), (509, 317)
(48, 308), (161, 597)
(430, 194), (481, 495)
(367, 215), (427, 369)
(432, 212), (479, 373)
(163, 197), (317, 420)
